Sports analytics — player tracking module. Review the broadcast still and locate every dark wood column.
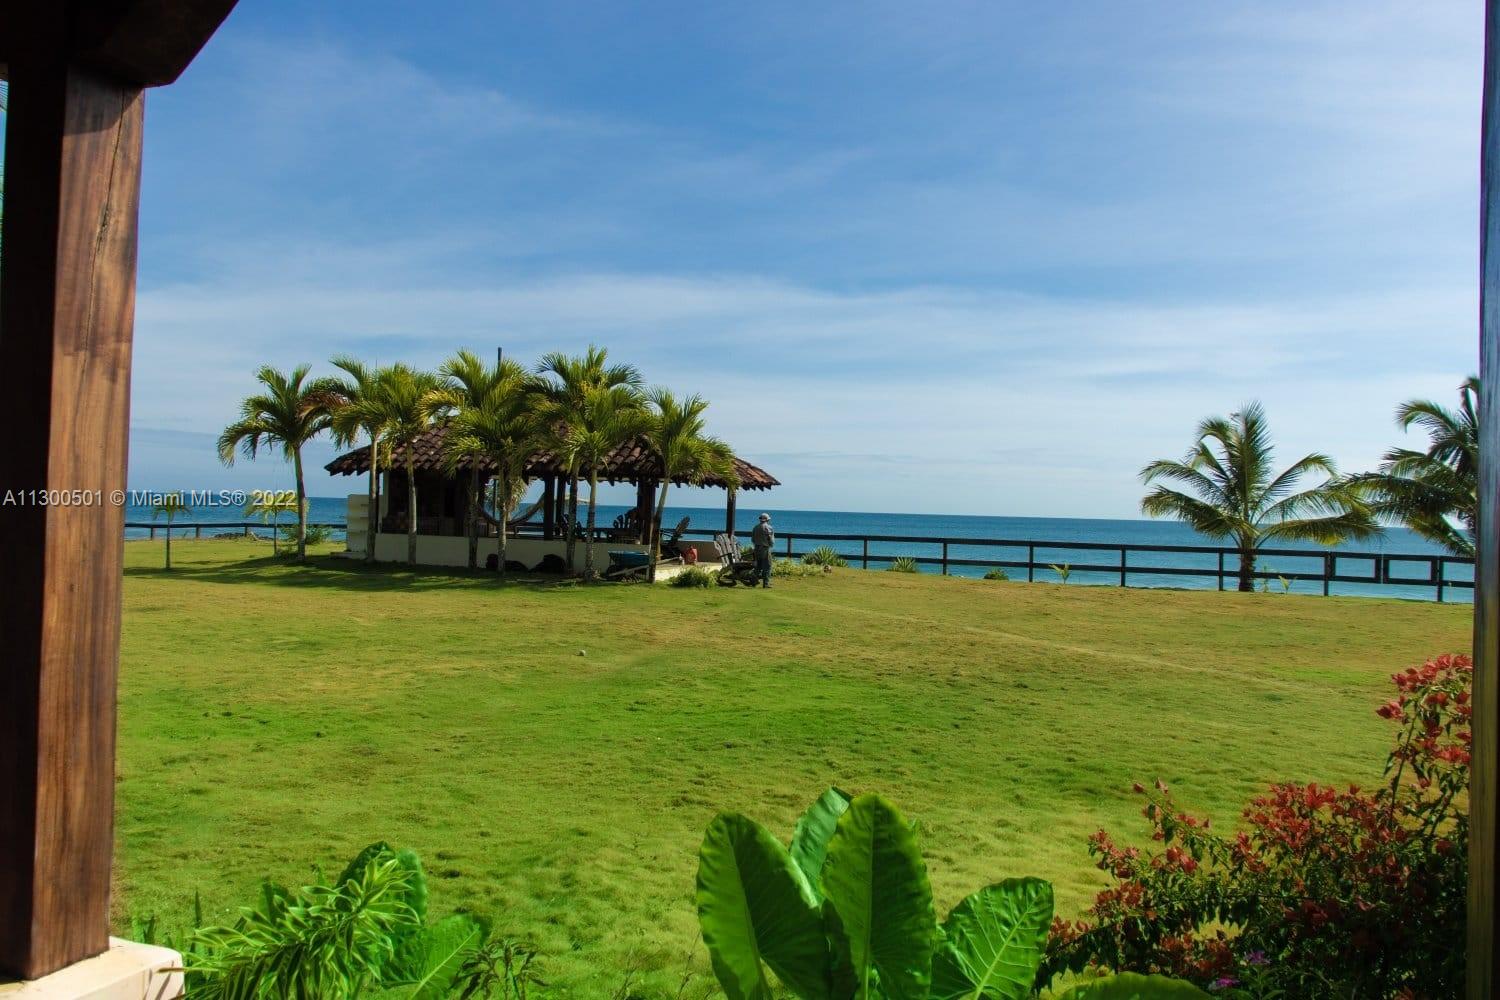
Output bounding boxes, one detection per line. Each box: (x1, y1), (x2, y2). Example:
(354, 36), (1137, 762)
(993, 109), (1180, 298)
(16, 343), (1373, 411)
(0, 60), (144, 980)
(0, 1), (237, 980)
(1473, 2), (1500, 995)
(542, 475), (556, 540)
(725, 488), (738, 537)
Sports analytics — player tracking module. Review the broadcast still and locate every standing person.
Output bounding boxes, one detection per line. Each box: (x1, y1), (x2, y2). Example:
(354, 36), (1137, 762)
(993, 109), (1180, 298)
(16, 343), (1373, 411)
(752, 512), (775, 588)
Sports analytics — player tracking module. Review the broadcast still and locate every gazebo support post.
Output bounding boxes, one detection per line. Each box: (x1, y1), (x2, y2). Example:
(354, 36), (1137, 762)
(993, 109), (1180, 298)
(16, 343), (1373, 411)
(541, 475), (556, 540)
(636, 478), (655, 544)
(725, 488), (738, 538)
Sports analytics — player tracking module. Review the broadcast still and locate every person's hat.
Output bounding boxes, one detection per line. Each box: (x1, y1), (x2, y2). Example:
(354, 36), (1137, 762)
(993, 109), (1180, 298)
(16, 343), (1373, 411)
(759, 512), (771, 521)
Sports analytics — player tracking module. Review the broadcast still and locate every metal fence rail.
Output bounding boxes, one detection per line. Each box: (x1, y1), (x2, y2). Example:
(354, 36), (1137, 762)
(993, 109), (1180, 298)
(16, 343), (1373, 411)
(681, 528), (1474, 602)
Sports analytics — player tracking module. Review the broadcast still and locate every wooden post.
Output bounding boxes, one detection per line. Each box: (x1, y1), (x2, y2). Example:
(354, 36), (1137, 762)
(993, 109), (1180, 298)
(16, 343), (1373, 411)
(1119, 547), (1127, 587)
(0, 57), (144, 980)
(1324, 554), (1333, 597)
(1473, 2), (1500, 992)
(636, 478), (655, 544)
(725, 488), (737, 538)
(542, 475), (555, 540)
(0, 1), (237, 979)
(862, 538), (869, 570)
(1027, 544), (1035, 582)
(1217, 551), (1225, 591)
(942, 541), (949, 575)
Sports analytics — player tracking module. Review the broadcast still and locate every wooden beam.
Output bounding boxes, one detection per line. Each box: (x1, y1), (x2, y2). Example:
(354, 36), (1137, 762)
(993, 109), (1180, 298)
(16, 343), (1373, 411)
(1474, 3), (1500, 995)
(69, 0), (238, 88)
(0, 57), (145, 980)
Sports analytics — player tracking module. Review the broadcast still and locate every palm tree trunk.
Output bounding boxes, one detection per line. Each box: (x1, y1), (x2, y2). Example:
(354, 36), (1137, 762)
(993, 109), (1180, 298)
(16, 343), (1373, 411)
(648, 478), (670, 583)
(566, 472), (580, 571)
(294, 447), (307, 563)
(585, 470), (601, 578)
(467, 465), (480, 571)
(365, 436), (378, 564)
(498, 468), (511, 578)
(406, 454), (418, 566)
(1238, 542), (1255, 592)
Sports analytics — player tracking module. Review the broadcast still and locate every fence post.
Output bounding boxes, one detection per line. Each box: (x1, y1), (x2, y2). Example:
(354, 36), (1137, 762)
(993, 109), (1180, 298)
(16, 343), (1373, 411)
(942, 541), (949, 576)
(862, 538), (869, 570)
(194, 525), (201, 540)
(1437, 559), (1446, 604)
(148, 525), (155, 540)
(1324, 554), (1332, 597)
(1027, 544), (1035, 582)
(1217, 551), (1224, 591)
(786, 533), (793, 558)
(244, 524), (251, 538)
(1120, 547), (1127, 587)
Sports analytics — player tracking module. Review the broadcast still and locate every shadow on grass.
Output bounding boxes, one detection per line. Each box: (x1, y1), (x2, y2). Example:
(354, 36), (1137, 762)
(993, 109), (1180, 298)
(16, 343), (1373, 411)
(125, 552), (588, 593)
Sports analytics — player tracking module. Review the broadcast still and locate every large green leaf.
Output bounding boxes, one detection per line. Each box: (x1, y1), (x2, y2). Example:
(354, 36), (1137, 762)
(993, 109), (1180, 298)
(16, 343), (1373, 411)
(1050, 973), (1210, 999)
(821, 794), (937, 1000)
(789, 787), (852, 900)
(394, 913), (489, 1000)
(697, 813), (832, 1000)
(930, 878), (1054, 1000)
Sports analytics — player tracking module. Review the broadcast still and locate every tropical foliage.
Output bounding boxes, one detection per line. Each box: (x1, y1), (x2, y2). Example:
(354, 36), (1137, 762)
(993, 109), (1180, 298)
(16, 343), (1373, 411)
(696, 788), (1205, 999)
(1348, 376), (1478, 556)
(322, 356), (393, 565)
(888, 556), (919, 573)
(217, 365), (332, 563)
(174, 842), (540, 1000)
(1047, 653), (1471, 998)
(1139, 402), (1376, 591)
(642, 389), (735, 581)
(151, 492), (192, 570)
(804, 545), (848, 568)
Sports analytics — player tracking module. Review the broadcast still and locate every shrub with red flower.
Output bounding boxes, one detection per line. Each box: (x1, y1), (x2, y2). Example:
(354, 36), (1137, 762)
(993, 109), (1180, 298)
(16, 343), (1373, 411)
(1042, 653), (1471, 998)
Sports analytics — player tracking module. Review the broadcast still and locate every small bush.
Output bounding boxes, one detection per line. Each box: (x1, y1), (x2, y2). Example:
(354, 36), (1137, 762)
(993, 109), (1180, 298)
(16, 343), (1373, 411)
(983, 568), (1010, 581)
(278, 523), (334, 547)
(1047, 653), (1472, 996)
(888, 556), (919, 573)
(803, 545), (848, 568)
(671, 566), (715, 588)
(773, 558), (825, 578)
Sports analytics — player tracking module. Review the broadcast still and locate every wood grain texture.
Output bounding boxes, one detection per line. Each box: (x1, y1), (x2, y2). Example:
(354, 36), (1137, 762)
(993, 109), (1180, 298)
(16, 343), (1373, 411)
(1474, 3), (1500, 997)
(0, 62), (144, 980)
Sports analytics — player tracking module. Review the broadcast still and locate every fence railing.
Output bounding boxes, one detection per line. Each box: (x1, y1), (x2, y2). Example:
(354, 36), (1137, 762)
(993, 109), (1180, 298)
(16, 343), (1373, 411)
(125, 521), (1475, 602)
(681, 528), (1475, 602)
(125, 520), (346, 540)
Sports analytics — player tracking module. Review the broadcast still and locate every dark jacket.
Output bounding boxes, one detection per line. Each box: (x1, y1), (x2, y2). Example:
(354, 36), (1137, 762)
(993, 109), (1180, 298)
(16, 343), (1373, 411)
(751, 521), (774, 552)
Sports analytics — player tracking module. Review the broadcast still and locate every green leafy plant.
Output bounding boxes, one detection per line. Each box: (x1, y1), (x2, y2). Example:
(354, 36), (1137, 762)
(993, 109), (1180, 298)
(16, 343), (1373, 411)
(804, 546), (849, 568)
(1051, 563), (1071, 584)
(182, 842), (512, 1000)
(152, 492), (192, 571)
(696, 788), (1206, 1000)
(672, 566), (716, 588)
(888, 556), (919, 573)
(1277, 575), (1291, 595)
(775, 559), (827, 579)
(983, 568), (1010, 581)
(279, 521), (332, 550)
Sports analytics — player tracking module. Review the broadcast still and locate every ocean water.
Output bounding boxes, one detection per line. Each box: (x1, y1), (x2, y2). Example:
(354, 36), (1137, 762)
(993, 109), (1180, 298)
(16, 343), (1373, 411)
(125, 498), (1471, 603)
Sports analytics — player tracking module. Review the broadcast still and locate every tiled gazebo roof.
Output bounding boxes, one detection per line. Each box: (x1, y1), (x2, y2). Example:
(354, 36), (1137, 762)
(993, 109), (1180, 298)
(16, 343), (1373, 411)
(324, 424), (778, 491)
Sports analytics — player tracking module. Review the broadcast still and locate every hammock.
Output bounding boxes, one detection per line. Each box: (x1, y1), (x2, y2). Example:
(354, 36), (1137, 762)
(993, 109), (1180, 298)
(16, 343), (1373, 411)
(479, 495), (546, 531)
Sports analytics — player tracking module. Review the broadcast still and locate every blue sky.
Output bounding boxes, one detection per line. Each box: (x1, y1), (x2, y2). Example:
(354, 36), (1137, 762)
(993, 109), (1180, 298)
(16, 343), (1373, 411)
(119, 1), (1481, 516)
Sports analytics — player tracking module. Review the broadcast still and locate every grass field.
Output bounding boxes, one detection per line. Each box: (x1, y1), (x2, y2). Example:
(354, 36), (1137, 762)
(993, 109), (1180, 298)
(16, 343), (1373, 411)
(114, 538), (1471, 996)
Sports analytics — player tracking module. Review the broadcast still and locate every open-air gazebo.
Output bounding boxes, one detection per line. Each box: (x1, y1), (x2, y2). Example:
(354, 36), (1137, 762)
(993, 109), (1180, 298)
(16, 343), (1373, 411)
(324, 424), (778, 569)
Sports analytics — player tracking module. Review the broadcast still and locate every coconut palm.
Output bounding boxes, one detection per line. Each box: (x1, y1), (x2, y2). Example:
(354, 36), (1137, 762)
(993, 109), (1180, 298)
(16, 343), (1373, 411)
(443, 372), (547, 577)
(563, 383), (650, 578)
(1347, 377), (1478, 556)
(321, 356), (391, 564)
(534, 347), (644, 571)
(243, 493), (298, 556)
(1140, 402), (1377, 591)
(641, 389), (736, 582)
(152, 492), (191, 570)
(366, 364), (444, 566)
(218, 365), (332, 563)
(427, 351), (516, 570)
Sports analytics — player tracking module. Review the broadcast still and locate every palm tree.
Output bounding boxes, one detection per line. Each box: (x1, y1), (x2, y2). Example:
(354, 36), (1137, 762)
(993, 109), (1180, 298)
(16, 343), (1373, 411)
(321, 356), (392, 564)
(367, 364), (444, 566)
(1140, 402), (1377, 591)
(1347, 377), (1478, 556)
(444, 372), (547, 577)
(534, 347), (644, 571)
(429, 351), (512, 570)
(243, 493), (296, 556)
(152, 492), (191, 570)
(218, 365), (332, 563)
(564, 383), (649, 579)
(641, 389), (735, 582)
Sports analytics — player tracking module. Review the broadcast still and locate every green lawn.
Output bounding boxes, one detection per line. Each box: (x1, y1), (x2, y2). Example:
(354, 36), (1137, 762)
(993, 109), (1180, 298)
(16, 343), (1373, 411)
(115, 539), (1470, 996)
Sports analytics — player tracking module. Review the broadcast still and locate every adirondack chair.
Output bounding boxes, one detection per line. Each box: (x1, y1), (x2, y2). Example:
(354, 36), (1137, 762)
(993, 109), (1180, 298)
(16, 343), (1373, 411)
(713, 532), (758, 587)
